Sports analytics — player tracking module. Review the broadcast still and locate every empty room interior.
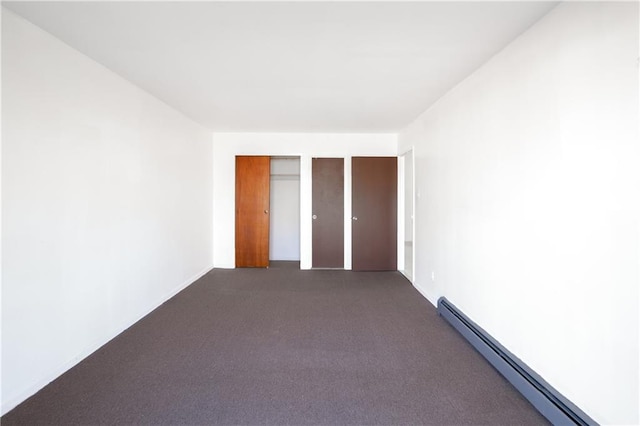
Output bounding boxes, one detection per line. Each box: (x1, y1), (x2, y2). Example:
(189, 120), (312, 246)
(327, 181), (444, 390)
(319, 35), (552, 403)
(1, 1), (638, 425)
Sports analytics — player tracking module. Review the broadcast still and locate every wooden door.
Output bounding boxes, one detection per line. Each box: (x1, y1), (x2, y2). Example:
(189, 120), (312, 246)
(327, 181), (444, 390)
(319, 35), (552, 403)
(312, 158), (344, 268)
(236, 156), (270, 267)
(352, 157), (397, 271)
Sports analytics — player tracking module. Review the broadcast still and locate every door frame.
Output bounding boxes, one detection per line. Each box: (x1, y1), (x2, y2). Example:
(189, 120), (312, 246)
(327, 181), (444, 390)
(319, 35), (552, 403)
(398, 148), (415, 282)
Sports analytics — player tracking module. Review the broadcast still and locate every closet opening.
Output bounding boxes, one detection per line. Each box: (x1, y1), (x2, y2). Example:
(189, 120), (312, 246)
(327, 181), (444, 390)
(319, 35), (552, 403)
(269, 156), (301, 267)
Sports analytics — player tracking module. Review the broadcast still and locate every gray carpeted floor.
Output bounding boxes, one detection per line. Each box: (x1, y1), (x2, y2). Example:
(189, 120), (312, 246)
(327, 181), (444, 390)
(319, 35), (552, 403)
(2, 266), (547, 425)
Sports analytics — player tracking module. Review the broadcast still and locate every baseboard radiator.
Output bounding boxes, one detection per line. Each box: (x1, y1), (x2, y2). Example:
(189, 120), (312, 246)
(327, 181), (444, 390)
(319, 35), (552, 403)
(437, 297), (597, 426)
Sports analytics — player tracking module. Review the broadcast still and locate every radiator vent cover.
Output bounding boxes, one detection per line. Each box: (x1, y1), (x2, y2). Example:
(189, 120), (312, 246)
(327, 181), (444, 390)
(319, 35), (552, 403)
(437, 297), (596, 426)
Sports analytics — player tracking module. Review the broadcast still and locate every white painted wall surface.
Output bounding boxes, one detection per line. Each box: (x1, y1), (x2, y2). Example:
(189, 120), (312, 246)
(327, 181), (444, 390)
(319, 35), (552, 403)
(398, 3), (639, 424)
(270, 158), (301, 261)
(1, 10), (213, 414)
(212, 133), (396, 269)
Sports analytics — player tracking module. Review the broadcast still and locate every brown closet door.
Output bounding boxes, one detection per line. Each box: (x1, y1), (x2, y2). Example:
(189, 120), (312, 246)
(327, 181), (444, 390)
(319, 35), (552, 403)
(352, 157), (397, 271)
(312, 158), (344, 268)
(235, 156), (270, 267)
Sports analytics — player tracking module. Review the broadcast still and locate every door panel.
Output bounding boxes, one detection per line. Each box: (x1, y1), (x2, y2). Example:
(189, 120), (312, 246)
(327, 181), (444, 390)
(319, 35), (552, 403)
(312, 158), (344, 268)
(352, 157), (397, 271)
(235, 156), (270, 267)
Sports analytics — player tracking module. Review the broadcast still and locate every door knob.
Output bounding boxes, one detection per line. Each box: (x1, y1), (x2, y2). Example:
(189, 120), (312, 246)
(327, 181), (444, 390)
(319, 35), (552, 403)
(352, 216), (358, 221)
(264, 210), (269, 214)
(312, 214), (317, 220)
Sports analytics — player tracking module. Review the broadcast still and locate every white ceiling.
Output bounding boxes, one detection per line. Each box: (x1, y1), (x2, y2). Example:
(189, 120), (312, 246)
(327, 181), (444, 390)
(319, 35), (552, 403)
(4, 1), (557, 133)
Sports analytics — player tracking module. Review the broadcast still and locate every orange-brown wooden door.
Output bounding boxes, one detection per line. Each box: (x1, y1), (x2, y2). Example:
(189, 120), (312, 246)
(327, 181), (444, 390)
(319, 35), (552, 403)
(352, 157), (397, 271)
(312, 158), (344, 268)
(235, 156), (270, 267)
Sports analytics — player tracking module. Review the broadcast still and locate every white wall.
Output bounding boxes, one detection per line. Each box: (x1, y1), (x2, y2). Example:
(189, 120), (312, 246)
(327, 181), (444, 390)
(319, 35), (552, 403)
(398, 2), (639, 424)
(1, 9), (213, 414)
(212, 133), (396, 269)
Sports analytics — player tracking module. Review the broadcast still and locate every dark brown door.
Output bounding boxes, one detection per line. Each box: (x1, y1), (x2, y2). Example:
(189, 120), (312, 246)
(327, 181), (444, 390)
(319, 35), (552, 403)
(352, 157), (397, 271)
(312, 158), (344, 268)
(235, 156), (270, 267)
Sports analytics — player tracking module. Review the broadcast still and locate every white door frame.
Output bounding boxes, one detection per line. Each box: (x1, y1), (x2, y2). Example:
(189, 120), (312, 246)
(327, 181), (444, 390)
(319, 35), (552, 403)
(398, 148), (415, 282)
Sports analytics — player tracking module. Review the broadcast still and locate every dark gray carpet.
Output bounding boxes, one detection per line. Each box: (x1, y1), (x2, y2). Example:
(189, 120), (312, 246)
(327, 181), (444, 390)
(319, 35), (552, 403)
(2, 267), (547, 425)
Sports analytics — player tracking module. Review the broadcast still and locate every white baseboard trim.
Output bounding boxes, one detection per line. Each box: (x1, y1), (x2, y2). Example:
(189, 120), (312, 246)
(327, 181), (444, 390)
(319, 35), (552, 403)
(1, 264), (213, 416)
(411, 281), (438, 308)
